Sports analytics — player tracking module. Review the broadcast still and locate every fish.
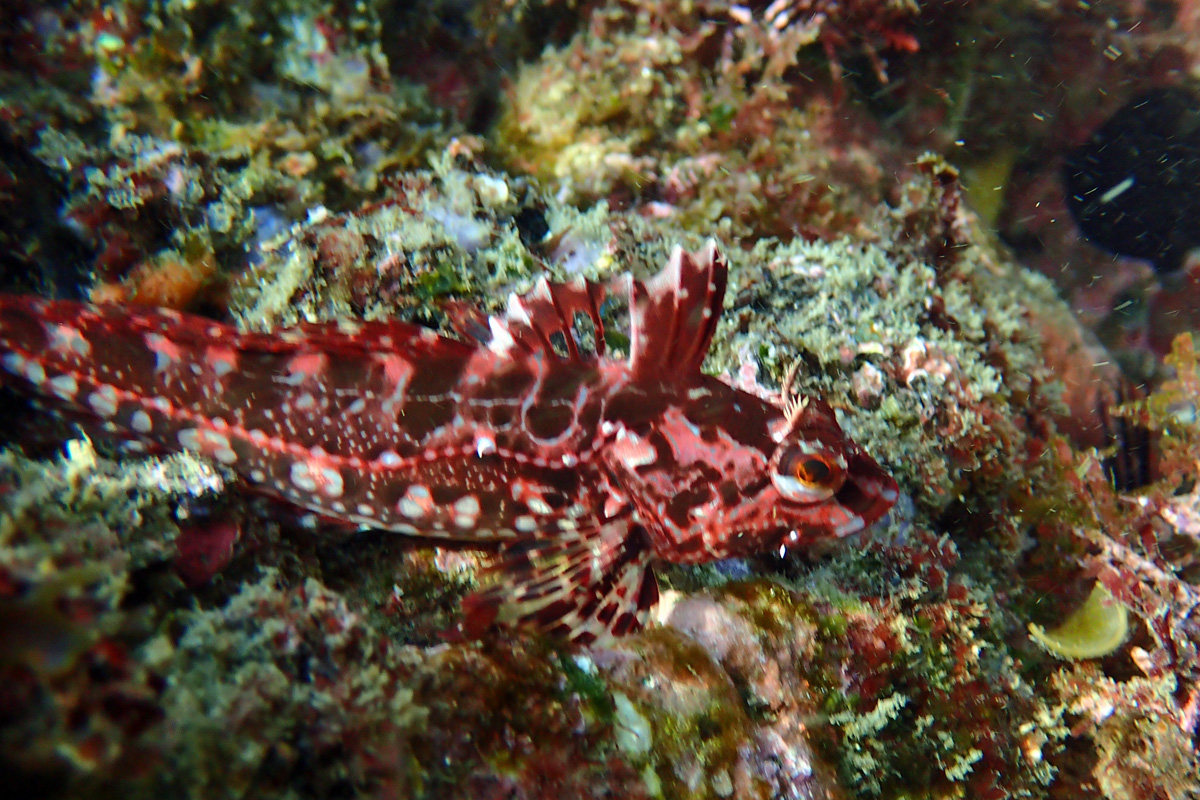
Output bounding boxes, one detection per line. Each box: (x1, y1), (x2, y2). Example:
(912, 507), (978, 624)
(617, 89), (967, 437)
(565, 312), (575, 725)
(0, 241), (897, 644)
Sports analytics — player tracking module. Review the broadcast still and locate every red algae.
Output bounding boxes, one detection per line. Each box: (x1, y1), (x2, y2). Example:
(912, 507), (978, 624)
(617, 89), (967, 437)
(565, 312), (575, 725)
(1, 1), (1200, 798)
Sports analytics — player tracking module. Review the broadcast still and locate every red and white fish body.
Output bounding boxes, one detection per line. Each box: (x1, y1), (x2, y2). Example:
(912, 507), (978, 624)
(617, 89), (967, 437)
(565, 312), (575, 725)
(0, 241), (897, 643)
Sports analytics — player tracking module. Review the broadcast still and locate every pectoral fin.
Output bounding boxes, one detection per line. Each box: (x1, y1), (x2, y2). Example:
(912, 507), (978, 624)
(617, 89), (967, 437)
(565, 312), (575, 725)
(459, 520), (659, 645)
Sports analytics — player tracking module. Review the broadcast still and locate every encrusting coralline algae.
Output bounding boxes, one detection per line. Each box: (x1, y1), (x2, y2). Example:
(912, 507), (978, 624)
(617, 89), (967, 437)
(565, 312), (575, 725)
(1, 1), (1200, 799)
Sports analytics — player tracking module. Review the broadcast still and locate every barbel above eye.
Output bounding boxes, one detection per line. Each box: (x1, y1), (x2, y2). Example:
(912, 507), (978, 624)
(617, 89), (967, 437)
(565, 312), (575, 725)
(770, 442), (847, 503)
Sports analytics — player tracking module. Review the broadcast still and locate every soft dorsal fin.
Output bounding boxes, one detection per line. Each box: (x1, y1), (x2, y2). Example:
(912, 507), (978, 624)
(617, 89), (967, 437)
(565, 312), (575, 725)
(628, 240), (727, 383)
(485, 275), (609, 361)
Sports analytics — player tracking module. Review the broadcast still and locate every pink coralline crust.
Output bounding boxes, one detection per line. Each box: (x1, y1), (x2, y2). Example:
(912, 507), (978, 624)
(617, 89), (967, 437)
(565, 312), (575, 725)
(999, 334), (1200, 798)
(762, 0), (923, 92)
(172, 520), (240, 587)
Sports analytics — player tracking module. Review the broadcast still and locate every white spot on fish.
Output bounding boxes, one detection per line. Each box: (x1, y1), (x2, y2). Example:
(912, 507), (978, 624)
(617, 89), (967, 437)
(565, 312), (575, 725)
(295, 393), (316, 410)
(202, 429), (238, 464)
(47, 374), (78, 401)
(2, 353), (25, 376)
(145, 333), (183, 372)
(398, 484), (432, 519)
(177, 428), (202, 451)
(398, 498), (424, 519)
(454, 495), (480, 517)
(514, 515), (537, 532)
(475, 431), (497, 457)
(131, 409), (153, 433)
(289, 461), (319, 493)
(280, 352), (327, 386)
(378, 450), (403, 467)
(87, 385), (119, 418)
(206, 346), (238, 377)
(320, 467), (344, 497)
(528, 498), (553, 516)
(46, 323), (91, 357)
(23, 359), (46, 385)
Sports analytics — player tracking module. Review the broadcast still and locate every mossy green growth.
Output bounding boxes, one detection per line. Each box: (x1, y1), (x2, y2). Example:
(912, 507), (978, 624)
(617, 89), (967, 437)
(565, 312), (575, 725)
(702, 230), (1058, 540)
(145, 570), (426, 799)
(412, 260), (471, 299)
(558, 651), (616, 725)
(606, 627), (758, 800)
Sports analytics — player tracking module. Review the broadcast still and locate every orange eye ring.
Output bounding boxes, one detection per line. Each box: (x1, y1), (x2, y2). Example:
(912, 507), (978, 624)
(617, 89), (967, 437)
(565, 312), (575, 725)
(771, 443), (847, 503)
(793, 456), (833, 486)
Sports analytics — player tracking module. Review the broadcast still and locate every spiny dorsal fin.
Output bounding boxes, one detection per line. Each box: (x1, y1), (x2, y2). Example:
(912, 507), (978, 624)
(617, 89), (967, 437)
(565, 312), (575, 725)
(628, 240), (727, 383)
(485, 276), (608, 361)
(459, 520), (658, 646)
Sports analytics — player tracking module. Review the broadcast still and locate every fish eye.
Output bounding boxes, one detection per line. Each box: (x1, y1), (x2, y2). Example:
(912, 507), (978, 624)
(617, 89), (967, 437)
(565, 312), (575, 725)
(771, 443), (846, 504)
(793, 455), (831, 484)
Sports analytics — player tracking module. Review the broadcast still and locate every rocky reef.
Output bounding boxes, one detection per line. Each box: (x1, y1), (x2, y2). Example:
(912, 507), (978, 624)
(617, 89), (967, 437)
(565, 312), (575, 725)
(2, 1), (1200, 799)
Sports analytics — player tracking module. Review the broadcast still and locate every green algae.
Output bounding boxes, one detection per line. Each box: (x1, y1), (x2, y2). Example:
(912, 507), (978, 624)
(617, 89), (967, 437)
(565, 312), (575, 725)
(1028, 583), (1129, 661)
(2, 2), (1199, 797)
(607, 627), (759, 800)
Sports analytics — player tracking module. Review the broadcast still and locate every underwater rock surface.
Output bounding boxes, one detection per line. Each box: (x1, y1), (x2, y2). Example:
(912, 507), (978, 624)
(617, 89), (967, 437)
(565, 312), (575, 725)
(1, 2), (1200, 799)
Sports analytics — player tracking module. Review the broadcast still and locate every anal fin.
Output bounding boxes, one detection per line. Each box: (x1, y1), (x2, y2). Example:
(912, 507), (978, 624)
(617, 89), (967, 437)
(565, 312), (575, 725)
(460, 520), (659, 646)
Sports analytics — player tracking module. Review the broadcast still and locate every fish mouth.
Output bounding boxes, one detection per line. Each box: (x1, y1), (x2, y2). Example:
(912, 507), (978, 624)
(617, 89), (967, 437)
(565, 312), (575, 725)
(836, 454), (900, 529)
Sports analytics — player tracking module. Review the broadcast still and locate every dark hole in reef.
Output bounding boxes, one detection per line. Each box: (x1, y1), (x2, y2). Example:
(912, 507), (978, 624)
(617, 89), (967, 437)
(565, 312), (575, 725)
(514, 204), (550, 249)
(1101, 417), (1155, 491)
(1098, 382), (1157, 492)
(696, 713), (722, 741)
